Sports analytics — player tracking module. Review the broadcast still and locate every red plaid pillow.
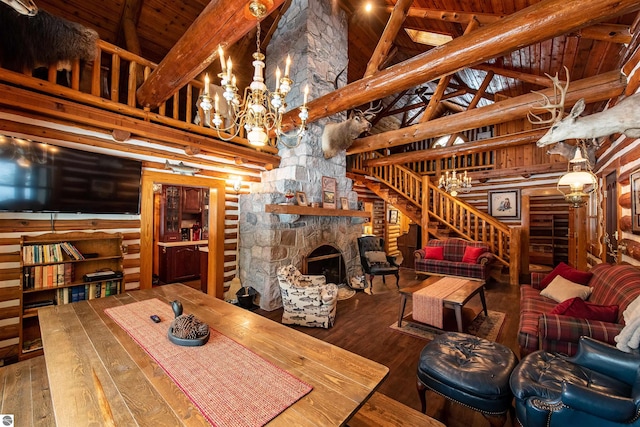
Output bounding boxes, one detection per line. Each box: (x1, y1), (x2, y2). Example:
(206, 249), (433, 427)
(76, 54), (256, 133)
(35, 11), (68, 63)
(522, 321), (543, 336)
(540, 262), (593, 288)
(550, 297), (618, 323)
(423, 246), (444, 260)
(462, 246), (485, 263)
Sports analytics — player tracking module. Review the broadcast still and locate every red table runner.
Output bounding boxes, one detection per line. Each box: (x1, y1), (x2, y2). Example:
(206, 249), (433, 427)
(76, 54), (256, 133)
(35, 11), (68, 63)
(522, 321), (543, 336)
(105, 298), (312, 427)
(413, 277), (470, 328)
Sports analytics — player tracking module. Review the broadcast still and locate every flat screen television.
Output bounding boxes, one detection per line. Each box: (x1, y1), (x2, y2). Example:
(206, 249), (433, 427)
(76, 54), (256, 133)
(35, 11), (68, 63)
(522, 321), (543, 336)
(0, 138), (142, 214)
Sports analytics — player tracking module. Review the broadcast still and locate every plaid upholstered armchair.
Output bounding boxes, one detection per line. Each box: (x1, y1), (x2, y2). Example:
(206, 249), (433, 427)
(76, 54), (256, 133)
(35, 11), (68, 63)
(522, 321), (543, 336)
(276, 265), (338, 328)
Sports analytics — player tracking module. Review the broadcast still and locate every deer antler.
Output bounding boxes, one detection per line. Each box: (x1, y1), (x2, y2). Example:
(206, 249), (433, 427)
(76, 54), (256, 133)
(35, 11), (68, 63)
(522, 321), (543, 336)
(528, 66), (570, 125)
(363, 100), (383, 119)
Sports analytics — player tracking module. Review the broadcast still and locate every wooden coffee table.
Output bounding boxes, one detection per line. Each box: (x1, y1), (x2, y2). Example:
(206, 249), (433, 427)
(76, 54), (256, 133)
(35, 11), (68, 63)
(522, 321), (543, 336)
(398, 276), (487, 332)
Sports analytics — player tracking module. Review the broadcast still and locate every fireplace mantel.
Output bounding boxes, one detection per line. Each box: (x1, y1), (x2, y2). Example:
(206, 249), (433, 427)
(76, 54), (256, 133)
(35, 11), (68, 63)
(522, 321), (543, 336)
(265, 204), (370, 219)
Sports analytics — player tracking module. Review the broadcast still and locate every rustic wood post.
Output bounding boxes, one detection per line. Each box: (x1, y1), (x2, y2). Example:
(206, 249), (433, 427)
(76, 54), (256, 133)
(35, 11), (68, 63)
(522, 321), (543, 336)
(421, 175), (430, 246)
(510, 227), (522, 285)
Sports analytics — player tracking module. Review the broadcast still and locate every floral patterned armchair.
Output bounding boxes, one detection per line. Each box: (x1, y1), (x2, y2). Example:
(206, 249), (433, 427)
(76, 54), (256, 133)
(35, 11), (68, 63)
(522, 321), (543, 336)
(277, 265), (338, 328)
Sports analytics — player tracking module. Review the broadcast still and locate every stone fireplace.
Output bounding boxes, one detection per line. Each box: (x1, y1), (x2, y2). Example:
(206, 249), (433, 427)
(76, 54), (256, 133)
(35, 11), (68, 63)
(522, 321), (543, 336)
(237, 1), (365, 310)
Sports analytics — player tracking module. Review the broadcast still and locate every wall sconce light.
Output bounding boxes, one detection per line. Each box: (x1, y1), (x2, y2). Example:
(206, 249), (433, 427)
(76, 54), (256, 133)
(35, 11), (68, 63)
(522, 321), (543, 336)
(228, 176), (242, 194)
(557, 149), (598, 207)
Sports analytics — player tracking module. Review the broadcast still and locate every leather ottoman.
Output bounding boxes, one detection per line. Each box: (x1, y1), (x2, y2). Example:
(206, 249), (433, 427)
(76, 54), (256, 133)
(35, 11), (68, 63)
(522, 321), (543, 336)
(417, 332), (518, 427)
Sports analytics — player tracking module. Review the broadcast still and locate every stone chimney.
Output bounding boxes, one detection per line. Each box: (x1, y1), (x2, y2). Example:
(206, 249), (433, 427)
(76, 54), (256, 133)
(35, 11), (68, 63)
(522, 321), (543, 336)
(237, 0), (365, 310)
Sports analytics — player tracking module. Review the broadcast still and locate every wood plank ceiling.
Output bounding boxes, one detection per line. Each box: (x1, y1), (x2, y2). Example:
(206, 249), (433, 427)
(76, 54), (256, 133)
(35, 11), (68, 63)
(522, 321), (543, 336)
(25, 0), (640, 153)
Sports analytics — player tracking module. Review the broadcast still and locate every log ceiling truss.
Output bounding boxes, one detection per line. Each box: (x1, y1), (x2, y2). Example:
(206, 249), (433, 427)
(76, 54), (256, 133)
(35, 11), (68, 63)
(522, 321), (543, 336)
(19, 0), (640, 169)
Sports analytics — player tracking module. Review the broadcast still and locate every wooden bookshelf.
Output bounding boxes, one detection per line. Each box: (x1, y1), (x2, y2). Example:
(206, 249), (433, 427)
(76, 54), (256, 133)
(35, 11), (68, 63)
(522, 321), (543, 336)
(19, 231), (124, 360)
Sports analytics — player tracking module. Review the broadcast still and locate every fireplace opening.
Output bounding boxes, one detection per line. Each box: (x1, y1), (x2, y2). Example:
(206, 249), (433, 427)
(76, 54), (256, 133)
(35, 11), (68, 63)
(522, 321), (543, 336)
(303, 245), (346, 286)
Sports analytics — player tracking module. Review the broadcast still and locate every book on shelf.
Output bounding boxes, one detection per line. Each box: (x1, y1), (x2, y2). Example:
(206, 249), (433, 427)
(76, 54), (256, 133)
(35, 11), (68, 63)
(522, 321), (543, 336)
(61, 242), (84, 260)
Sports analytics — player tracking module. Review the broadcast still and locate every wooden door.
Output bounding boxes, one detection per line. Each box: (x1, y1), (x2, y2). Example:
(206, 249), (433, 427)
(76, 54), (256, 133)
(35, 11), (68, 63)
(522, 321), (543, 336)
(605, 171), (618, 263)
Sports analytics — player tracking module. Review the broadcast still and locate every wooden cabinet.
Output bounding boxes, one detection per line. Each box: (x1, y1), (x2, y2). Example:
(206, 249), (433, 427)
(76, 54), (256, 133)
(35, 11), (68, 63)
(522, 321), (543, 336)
(529, 214), (569, 266)
(182, 187), (202, 213)
(397, 223), (421, 268)
(159, 186), (207, 242)
(160, 185), (182, 242)
(159, 244), (201, 283)
(530, 214), (554, 265)
(19, 232), (124, 360)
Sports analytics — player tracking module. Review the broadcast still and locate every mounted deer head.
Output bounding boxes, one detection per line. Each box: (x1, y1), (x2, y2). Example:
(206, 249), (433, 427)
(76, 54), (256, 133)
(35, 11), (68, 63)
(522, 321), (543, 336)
(529, 66), (640, 147)
(321, 101), (382, 159)
(1, 0), (37, 15)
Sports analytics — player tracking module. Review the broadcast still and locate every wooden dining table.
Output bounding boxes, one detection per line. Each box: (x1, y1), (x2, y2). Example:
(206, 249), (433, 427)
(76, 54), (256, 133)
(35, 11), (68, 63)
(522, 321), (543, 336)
(38, 284), (389, 426)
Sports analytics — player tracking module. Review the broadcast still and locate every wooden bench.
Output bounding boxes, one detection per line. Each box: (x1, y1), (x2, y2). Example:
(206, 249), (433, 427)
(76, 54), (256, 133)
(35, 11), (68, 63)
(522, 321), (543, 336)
(0, 356), (55, 427)
(348, 391), (445, 427)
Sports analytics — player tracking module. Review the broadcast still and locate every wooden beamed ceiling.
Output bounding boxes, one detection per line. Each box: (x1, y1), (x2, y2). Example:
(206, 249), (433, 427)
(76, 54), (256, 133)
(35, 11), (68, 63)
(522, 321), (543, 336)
(25, 0), (640, 165)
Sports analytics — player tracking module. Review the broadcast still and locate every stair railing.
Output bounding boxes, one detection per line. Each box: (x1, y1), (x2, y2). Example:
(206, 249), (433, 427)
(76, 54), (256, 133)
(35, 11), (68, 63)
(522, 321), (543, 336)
(351, 153), (521, 283)
(366, 153), (422, 208)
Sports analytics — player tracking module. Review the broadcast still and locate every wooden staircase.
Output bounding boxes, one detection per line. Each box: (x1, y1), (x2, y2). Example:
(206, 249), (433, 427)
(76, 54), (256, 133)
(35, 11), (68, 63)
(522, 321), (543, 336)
(349, 153), (521, 284)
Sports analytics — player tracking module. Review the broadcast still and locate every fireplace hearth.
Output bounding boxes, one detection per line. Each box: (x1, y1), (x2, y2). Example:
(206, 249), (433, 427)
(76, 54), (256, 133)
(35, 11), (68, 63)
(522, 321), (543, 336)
(304, 244), (346, 286)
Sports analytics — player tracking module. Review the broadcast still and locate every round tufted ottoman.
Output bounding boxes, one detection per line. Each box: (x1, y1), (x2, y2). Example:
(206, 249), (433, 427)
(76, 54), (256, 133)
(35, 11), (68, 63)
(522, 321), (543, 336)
(417, 332), (518, 427)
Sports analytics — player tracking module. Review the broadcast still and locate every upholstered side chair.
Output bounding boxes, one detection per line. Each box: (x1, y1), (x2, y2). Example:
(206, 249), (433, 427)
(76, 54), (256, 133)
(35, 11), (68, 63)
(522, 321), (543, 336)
(357, 236), (400, 292)
(276, 265), (338, 328)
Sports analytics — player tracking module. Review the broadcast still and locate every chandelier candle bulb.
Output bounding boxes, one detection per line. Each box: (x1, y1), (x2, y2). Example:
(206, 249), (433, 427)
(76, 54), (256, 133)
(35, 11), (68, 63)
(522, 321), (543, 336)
(218, 46), (226, 72)
(214, 93), (219, 113)
(226, 57), (232, 82)
(303, 85), (309, 106)
(204, 74), (210, 96)
(284, 55), (291, 77)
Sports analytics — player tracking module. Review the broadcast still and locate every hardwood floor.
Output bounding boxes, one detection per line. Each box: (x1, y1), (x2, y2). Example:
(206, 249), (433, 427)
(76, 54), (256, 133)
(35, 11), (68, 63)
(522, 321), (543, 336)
(255, 269), (521, 427)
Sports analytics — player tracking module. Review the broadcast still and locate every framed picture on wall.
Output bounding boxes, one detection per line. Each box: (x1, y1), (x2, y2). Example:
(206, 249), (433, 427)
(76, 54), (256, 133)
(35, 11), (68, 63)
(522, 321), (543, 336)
(631, 170), (640, 234)
(296, 191), (307, 207)
(389, 209), (398, 224)
(488, 189), (521, 220)
(340, 197), (349, 210)
(322, 176), (337, 209)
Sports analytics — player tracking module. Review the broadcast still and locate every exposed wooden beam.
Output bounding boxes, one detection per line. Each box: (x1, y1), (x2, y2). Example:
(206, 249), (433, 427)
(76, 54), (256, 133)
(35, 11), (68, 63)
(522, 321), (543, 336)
(420, 76), (451, 122)
(470, 162), (568, 181)
(136, 0), (284, 108)
(395, 6), (631, 43)
(365, 129), (549, 167)
(473, 64), (553, 87)
(576, 23), (632, 44)
(349, 70), (625, 155)
(120, 0), (143, 55)
(0, 119), (262, 181)
(467, 71), (494, 110)
(281, 0), (640, 132)
(365, 0), (413, 77)
(0, 83), (280, 169)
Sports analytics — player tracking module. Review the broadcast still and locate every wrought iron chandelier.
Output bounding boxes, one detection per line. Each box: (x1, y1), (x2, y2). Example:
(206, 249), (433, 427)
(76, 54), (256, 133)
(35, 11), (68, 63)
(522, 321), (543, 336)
(438, 154), (472, 197)
(198, 1), (308, 147)
(557, 148), (598, 207)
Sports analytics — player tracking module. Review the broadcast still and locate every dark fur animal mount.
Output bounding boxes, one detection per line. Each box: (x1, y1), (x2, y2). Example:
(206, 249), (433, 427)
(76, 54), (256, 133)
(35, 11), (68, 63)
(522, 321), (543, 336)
(0, 4), (98, 72)
(321, 111), (372, 159)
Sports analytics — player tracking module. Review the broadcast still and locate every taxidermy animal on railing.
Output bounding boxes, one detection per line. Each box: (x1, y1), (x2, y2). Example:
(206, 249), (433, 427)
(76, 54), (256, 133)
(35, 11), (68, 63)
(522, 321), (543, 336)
(529, 67), (640, 147)
(546, 140), (599, 169)
(321, 102), (382, 159)
(0, 3), (97, 72)
(1, 0), (36, 15)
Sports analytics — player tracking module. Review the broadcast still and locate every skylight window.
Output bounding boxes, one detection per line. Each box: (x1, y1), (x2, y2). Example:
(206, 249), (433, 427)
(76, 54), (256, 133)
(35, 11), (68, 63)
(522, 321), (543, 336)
(405, 29), (453, 46)
(432, 135), (465, 148)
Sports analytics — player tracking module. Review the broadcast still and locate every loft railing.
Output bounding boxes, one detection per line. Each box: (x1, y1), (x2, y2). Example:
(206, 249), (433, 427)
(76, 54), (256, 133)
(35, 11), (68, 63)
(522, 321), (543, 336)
(0, 39), (277, 153)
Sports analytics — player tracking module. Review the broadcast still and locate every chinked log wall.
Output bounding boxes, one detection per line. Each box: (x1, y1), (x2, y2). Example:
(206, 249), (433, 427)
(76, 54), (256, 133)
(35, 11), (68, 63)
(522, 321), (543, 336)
(0, 40), (257, 364)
